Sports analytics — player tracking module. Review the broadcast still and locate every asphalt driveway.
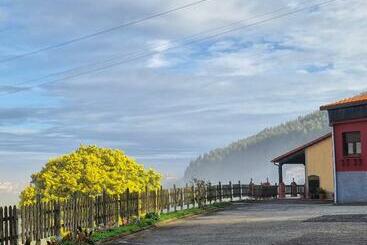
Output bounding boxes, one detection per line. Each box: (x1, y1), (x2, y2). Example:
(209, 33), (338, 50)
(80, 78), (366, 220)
(105, 199), (367, 245)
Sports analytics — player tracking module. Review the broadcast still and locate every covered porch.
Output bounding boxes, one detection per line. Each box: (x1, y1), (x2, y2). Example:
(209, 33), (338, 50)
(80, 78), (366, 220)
(272, 146), (307, 199)
(272, 133), (333, 199)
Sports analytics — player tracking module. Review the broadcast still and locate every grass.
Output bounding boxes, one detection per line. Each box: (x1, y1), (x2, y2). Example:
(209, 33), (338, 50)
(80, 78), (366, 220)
(92, 202), (230, 243)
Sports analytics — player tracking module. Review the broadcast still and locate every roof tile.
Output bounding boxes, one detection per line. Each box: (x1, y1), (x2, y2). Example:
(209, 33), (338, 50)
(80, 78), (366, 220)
(320, 92), (367, 110)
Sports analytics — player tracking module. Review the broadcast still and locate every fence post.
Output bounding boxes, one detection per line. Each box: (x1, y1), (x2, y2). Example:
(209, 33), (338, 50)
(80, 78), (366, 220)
(126, 188), (130, 222)
(250, 179), (255, 199)
(238, 180), (242, 200)
(160, 186), (164, 214)
(8, 206), (12, 245)
(54, 201), (61, 238)
(167, 189), (171, 213)
(185, 184), (189, 210)
(192, 184), (195, 208)
(101, 190), (107, 227)
(137, 191), (141, 218)
(154, 188), (158, 213)
(173, 185), (177, 212)
(88, 197), (95, 229)
(4, 207), (8, 245)
(9, 206), (18, 245)
(0, 206), (3, 245)
(14, 206), (18, 245)
(179, 188), (183, 211)
(36, 196), (41, 245)
(20, 206), (25, 244)
(145, 186), (149, 214)
(118, 193), (123, 226)
(114, 195), (119, 227)
(218, 182), (222, 203)
(208, 182), (212, 205)
(229, 181), (233, 202)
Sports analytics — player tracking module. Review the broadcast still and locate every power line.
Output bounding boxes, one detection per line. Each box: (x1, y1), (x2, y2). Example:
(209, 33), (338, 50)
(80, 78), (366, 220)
(0, 0), (213, 64)
(3, 0), (339, 94)
(11, 0), (317, 87)
(1, 0), (340, 96)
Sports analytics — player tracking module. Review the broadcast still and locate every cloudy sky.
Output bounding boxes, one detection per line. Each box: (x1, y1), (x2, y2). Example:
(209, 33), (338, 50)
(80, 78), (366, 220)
(0, 0), (366, 205)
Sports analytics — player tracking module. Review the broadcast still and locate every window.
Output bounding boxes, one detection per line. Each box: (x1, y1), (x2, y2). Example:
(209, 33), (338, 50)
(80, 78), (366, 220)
(343, 132), (362, 156)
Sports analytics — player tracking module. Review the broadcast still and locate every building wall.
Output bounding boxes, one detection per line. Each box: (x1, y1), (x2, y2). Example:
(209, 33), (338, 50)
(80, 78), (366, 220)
(336, 172), (367, 203)
(333, 119), (367, 203)
(305, 137), (334, 198)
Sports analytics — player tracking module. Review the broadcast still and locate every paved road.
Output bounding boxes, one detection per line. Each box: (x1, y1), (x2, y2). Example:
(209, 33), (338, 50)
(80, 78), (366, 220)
(106, 200), (367, 245)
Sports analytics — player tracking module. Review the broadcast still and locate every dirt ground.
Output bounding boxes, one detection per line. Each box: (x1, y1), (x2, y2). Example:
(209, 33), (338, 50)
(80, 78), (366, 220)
(105, 199), (367, 245)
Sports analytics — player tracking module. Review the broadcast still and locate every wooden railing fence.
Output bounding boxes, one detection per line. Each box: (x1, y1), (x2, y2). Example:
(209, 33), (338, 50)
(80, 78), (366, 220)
(0, 181), (285, 245)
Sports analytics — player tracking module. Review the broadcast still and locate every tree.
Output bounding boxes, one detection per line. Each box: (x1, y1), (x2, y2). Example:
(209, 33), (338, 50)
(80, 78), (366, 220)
(184, 111), (330, 182)
(192, 179), (207, 208)
(20, 145), (161, 205)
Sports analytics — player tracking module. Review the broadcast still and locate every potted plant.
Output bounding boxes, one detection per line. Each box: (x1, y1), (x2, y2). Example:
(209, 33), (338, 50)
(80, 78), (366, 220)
(318, 188), (327, 200)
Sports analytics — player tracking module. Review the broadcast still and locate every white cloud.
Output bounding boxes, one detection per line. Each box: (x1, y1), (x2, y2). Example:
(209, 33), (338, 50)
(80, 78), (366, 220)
(149, 39), (173, 52)
(0, 182), (23, 194)
(207, 40), (236, 53)
(146, 39), (173, 68)
(147, 54), (169, 68)
(199, 52), (265, 77)
(0, 126), (43, 136)
(0, 182), (24, 205)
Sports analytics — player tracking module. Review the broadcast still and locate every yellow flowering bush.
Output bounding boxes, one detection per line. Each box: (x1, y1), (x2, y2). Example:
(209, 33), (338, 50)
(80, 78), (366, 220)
(19, 186), (37, 206)
(20, 145), (161, 205)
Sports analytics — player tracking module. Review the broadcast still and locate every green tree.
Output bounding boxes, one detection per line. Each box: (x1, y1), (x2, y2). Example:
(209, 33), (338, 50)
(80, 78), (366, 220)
(20, 145), (161, 205)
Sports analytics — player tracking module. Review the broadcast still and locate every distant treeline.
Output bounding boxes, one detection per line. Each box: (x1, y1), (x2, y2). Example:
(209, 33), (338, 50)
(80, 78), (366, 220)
(184, 111), (330, 183)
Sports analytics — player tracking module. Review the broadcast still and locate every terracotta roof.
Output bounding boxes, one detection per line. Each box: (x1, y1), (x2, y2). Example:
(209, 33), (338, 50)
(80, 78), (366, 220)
(271, 132), (332, 163)
(320, 93), (367, 110)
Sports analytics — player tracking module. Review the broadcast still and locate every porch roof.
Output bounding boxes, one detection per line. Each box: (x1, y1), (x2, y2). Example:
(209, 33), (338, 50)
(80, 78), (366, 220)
(271, 133), (332, 165)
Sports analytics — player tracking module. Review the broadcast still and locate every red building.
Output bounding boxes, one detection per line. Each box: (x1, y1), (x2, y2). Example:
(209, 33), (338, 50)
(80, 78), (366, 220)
(321, 93), (367, 204)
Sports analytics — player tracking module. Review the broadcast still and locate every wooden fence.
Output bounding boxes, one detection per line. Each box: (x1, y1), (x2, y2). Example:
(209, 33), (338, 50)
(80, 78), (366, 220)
(285, 185), (305, 196)
(0, 206), (18, 245)
(0, 181), (281, 245)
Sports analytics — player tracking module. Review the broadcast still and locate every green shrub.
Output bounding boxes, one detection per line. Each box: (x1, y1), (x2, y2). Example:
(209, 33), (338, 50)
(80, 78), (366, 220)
(145, 212), (160, 221)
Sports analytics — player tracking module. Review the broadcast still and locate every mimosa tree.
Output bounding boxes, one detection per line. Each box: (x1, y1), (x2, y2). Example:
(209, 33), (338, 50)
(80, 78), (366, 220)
(20, 145), (161, 205)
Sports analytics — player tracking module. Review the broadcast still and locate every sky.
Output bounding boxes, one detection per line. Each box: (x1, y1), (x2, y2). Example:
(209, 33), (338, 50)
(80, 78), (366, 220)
(0, 0), (367, 205)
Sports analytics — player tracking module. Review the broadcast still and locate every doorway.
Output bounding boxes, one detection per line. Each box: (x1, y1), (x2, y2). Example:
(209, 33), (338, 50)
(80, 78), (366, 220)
(308, 175), (320, 199)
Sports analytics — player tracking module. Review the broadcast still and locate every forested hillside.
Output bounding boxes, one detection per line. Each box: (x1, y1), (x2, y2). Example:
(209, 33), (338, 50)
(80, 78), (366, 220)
(184, 111), (330, 183)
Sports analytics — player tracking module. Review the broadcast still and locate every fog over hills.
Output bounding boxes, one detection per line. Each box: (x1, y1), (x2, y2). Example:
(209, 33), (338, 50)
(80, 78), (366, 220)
(184, 111), (331, 184)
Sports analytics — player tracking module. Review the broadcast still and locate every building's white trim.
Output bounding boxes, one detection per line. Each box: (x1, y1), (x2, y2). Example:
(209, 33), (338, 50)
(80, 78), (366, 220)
(304, 151), (309, 199)
(332, 127), (337, 204)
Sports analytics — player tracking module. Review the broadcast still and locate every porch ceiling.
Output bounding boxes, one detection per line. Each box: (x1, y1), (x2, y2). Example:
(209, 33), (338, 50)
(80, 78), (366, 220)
(274, 149), (305, 165)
